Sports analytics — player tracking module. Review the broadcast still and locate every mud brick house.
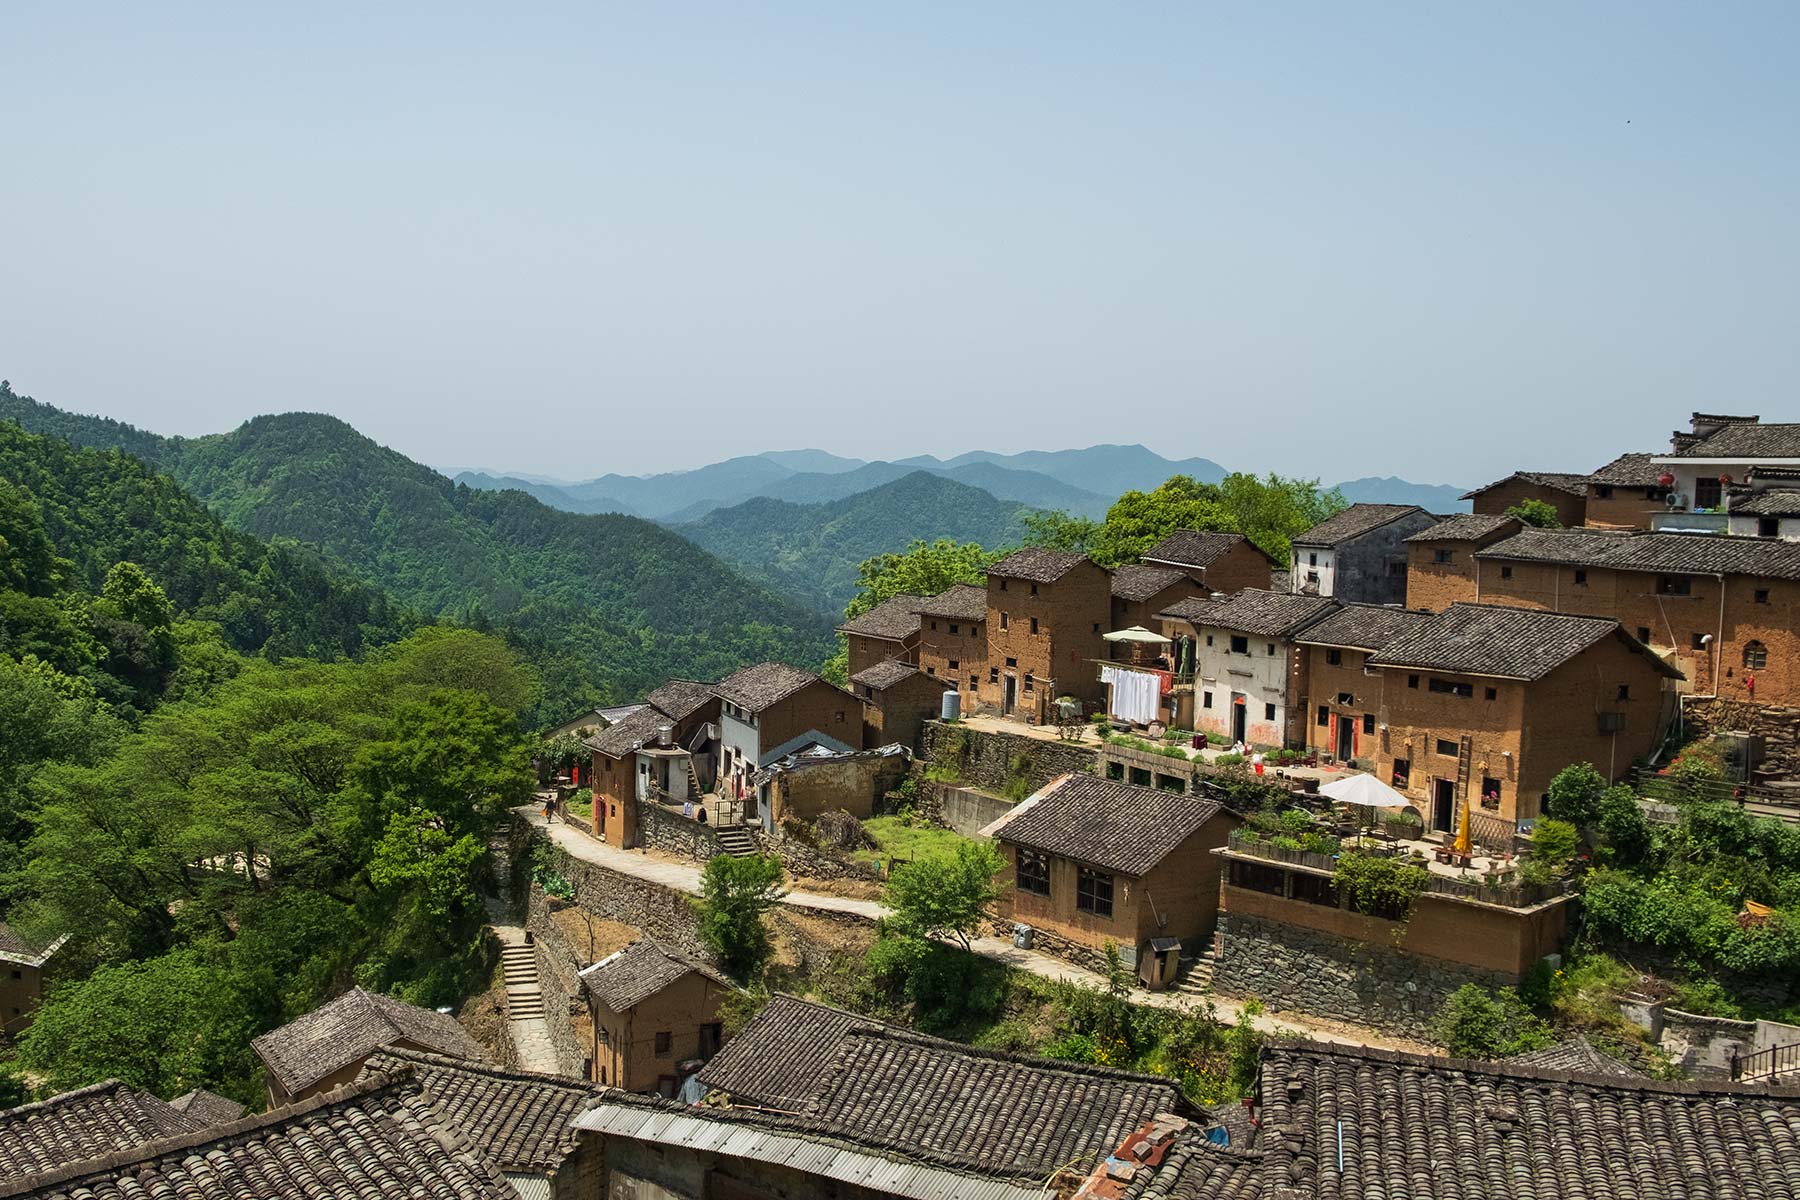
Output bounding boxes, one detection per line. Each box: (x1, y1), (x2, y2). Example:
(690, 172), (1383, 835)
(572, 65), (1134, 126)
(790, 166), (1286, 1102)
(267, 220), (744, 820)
(0, 922), (65, 1038)
(834, 592), (923, 678)
(714, 662), (859, 827)
(1156, 589), (1338, 747)
(1288, 503), (1438, 604)
(849, 658), (945, 750)
(585, 678), (720, 849)
(695, 993), (1186, 1180)
(1726, 475), (1800, 540)
(984, 548), (1111, 719)
(1360, 603), (1681, 830)
(985, 775), (1240, 985)
(1108, 563), (1203, 653)
(360, 1047), (606, 1200)
(1403, 512), (1523, 610)
(912, 582), (987, 701)
(250, 985), (487, 1108)
(1462, 470), (1591, 527)
(578, 938), (734, 1096)
(1068, 1040), (1800, 1199)
(1140, 528), (1275, 593)
(1407, 525), (1800, 711)
(759, 743), (910, 826)
(1586, 452), (1673, 529)
(1292, 603), (1431, 766)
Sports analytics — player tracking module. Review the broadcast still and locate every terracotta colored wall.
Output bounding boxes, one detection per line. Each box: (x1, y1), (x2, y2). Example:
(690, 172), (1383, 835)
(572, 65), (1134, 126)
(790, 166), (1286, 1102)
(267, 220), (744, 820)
(1470, 479), (1587, 528)
(593, 971), (730, 1094)
(1585, 483), (1666, 530)
(846, 632), (916, 679)
(986, 560), (1112, 717)
(1111, 577), (1208, 637)
(0, 963), (45, 1037)
(999, 845), (1143, 950)
(916, 617), (986, 703)
(758, 679), (860, 756)
(1201, 541), (1276, 594)
(1405, 540), (1483, 612)
(1219, 875), (1571, 977)
(1297, 645), (1382, 764)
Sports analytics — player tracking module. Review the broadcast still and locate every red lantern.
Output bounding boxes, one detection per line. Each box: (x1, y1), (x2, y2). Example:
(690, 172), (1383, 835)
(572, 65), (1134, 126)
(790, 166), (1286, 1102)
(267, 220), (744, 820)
(1719, 473), (1734, 485)
(1657, 472), (1675, 488)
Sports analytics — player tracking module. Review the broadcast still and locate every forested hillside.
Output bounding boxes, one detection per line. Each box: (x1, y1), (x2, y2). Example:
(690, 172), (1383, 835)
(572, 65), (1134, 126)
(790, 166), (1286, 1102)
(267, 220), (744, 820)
(680, 472), (1032, 615)
(0, 385), (836, 722)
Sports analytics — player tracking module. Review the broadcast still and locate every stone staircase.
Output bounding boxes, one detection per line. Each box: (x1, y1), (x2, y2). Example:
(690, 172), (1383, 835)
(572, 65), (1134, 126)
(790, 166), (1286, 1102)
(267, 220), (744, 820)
(501, 941), (545, 1022)
(1169, 933), (1221, 1000)
(715, 824), (759, 858)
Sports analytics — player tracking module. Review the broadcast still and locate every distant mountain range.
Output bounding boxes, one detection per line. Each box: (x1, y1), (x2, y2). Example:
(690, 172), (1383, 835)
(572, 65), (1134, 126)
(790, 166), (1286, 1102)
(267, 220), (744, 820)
(456, 445), (1468, 523)
(0, 388), (835, 722)
(679, 471), (1033, 616)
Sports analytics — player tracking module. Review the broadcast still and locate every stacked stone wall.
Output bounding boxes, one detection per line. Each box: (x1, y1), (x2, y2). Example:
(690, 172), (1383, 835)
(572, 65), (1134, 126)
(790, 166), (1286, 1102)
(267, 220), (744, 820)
(918, 721), (1097, 796)
(523, 884), (594, 1078)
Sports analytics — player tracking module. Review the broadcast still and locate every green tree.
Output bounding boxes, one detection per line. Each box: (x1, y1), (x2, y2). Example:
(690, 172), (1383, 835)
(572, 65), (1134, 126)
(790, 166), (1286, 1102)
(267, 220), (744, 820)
(1431, 984), (1552, 1058)
(1087, 473), (1345, 567)
(1504, 498), (1561, 528)
(1544, 762), (1608, 827)
(826, 538), (999, 682)
(883, 840), (1003, 950)
(1529, 818), (1581, 872)
(1020, 510), (1104, 555)
(693, 853), (786, 977)
(100, 562), (175, 633)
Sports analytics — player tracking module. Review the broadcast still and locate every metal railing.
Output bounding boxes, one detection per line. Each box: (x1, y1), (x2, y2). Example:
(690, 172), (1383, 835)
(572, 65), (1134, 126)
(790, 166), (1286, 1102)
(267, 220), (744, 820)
(1732, 1040), (1800, 1082)
(1224, 829), (1572, 908)
(1632, 767), (1800, 811)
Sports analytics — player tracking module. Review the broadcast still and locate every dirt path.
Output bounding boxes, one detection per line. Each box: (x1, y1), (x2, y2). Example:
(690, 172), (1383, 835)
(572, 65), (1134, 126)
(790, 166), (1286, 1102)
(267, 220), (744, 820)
(520, 807), (1429, 1053)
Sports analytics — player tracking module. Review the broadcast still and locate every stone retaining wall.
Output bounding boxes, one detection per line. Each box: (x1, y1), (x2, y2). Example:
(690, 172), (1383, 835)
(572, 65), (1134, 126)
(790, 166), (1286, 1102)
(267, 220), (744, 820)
(1682, 697), (1800, 775)
(919, 721), (1098, 797)
(523, 884), (594, 1079)
(525, 826), (712, 960)
(639, 801), (727, 862)
(1212, 912), (1513, 1039)
(985, 916), (1110, 975)
(762, 829), (884, 882)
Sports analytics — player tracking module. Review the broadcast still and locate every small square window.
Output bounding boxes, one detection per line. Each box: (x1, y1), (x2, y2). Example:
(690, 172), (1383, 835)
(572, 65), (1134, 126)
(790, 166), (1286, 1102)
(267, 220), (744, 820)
(926, 666), (936, 676)
(1316, 705), (1329, 726)
(1407, 674), (1420, 689)
(1005, 657), (1017, 668)
(1574, 569), (1588, 585)
(1264, 702), (1276, 721)
(1659, 576), (1692, 596)
(1617, 685), (1630, 701)
(1325, 648), (1343, 666)
(1637, 626), (1652, 643)
(1436, 738), (1458, 756)
(1362, 713), (1375, 734)
(1029, 617), (1039, 634)
(1692, 632), (1706, 651)
(1760, 517), (1780, 538)
(1266, 643), (1277, 656)
(948, 659), (959, 670)
(949, 623), (959, 635)
(1204, 692), (1215, 709)
(1092, 622), (1101, 633)
(1755, 589), (1770, 605)
(1485, 687), (1497, 700)
(1500, 565), (1513, 579)
(1076, 867), (1114, 918)
(1433, 549), (1454, 564)
(654, 1031), (672, 1056)
(1230, 635), (1249, 655)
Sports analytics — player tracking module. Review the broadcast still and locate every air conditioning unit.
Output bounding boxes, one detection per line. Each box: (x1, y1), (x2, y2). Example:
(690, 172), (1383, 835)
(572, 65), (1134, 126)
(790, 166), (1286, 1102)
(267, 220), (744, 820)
(1667, 493), (1687, 510)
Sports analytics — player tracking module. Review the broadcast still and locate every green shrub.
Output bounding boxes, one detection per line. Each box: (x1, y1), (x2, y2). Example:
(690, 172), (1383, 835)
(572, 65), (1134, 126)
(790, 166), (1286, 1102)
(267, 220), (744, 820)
(1431, 984), (1552, 1057)
(693, 853), (785, 977)
(1333, 852), (1430, 920)
(1544, 763), (1607, 827)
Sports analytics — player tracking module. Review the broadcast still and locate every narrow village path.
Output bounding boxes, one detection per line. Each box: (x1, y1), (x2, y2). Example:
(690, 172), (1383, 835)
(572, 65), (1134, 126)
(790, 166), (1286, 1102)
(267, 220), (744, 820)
(519, 808), (1427, 1052)
(485, 916), (561, 1074)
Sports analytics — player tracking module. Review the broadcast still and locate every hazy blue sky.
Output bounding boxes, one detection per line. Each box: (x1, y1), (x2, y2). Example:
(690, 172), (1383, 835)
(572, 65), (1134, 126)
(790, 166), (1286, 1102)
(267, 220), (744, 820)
(3, 3), (1795, 484)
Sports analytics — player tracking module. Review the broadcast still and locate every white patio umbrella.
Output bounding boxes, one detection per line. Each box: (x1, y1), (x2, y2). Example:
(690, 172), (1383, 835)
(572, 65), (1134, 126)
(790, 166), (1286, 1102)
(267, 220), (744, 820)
(1318, 772), (1410, 846)
(1102, 625), (1171, 644)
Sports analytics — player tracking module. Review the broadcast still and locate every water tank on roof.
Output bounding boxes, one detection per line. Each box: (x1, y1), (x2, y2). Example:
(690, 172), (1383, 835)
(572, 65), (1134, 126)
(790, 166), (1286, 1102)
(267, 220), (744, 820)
(941, 690), (961, 721)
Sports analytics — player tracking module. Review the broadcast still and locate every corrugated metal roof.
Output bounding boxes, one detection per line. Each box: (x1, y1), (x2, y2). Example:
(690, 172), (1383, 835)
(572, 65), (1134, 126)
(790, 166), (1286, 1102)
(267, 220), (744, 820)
(573, 1104), (1050, 1200)
(503, 1172), (552, 1200)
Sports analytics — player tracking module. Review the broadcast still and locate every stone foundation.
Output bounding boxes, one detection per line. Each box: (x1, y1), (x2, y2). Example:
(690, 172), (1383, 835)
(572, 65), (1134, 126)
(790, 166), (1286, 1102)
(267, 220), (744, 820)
(918, 721), (1097, 796)
(985, 917), (1112, 975)
(1682, 697), (1800, 776)
(638, 802), (726, 862)
(523, 884), (597, 1079)
(1212, 912), (1515, 1038)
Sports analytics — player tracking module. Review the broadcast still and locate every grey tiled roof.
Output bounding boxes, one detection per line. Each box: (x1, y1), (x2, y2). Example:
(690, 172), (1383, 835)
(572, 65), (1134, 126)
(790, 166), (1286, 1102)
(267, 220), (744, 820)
(0, 1081), (200, 1178)
(1478, 527), (1800, 580)
(1291, 504), (1426, 548)
(1589, 451), (1665, 486)
(361, 1048), (603, 1172)
(714, 661), (827, 711)
(584, 703), (674, 758)
(1404, 513), (1520, 543)
(802, 1026), (1183, 1177)
(579, 939), (731, 1014)
(1730, 488), (1800, 517)
(913, 582), (988, 621)
(697, 995), (875, 1112)
(1239, 1039), (1800, 1200)
(643, 678), (717, 722)
(1157, 589), (1339, 639)
(992, 775), (1229, 877)
(850, 659), (921, 691)
(0, 923), (61, 966)
(249, 986), (486, 1095)
(695, 995), (1181, 1180)
(4, 1075), (516, 1200)
(1142, 529), (1254, 569)
(1501, 1035), (1644, 1078)
(988, 547), (1091, 582)
(1461, 471), (1590, 499)
(1673, 421), (1800, 458)
(1120, 1128), (1265, 1199)
(165, 1089), (246, 1126)
(1369, 603), (1680, 681)
(835, 593), (925, 640)
(1293, 604), (1431, 651)
(1111, 563), (1190, 602)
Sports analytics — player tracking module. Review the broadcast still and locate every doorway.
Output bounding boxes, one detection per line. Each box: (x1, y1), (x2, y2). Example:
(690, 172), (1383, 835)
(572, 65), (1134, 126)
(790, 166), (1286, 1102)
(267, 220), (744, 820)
(1003, 674), (1017, 715)
(1335, 716), (1355, 761)
(1433, 779), (1455, 833)
(1231, 698), (1247, 745)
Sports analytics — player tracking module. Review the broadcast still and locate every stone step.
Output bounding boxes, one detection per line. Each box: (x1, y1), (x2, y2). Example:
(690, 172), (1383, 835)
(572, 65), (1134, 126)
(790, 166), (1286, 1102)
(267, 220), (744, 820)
(715, 827), (758, 857)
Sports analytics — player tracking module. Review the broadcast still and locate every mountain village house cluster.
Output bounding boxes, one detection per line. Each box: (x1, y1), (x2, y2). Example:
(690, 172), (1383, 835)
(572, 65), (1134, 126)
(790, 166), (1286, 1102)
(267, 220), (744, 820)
(10, 412), (1800, 1199)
